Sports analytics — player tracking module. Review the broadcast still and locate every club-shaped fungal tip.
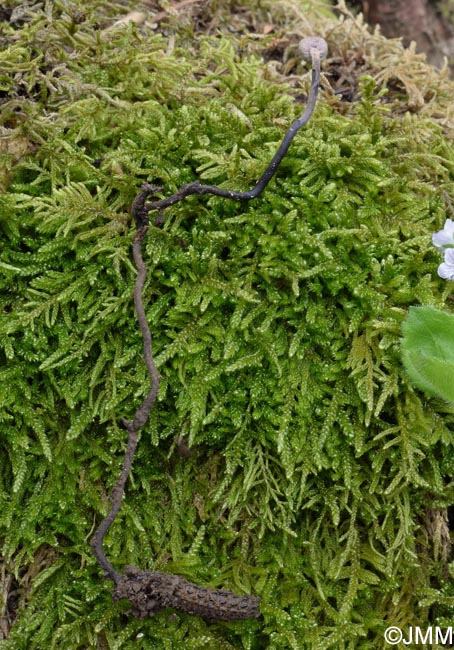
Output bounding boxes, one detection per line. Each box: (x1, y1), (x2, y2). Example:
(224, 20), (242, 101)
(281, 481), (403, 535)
(298, 36), (328, 62)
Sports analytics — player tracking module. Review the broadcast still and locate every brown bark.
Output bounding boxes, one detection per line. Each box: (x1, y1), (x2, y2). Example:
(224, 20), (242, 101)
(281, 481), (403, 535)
(362, 0), (454, 67)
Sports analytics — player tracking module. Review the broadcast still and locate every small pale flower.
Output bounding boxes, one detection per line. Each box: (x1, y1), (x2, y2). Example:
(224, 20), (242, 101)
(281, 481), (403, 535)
(432, 218), (454, 249)
(438, 248), (454, 280)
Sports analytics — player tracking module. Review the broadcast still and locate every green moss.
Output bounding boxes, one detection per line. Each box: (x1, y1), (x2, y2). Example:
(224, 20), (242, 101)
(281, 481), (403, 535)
(1, 1), (454, 648)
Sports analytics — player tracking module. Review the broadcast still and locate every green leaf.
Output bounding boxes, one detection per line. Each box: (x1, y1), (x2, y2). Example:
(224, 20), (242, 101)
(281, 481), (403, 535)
(401, 305), (454, 404)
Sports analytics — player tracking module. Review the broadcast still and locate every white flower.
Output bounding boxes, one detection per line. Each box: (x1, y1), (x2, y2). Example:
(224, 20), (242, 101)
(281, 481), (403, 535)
(432, 218), (454, 249)
(438, 248), (454, 280)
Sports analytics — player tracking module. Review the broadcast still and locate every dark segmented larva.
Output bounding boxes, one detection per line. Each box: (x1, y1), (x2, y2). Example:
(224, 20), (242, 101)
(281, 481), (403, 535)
(112, 566), (261, 622)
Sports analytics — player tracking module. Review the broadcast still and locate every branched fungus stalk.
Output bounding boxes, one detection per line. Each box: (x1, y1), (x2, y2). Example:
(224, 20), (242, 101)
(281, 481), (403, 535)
(90, 36), (327, 621)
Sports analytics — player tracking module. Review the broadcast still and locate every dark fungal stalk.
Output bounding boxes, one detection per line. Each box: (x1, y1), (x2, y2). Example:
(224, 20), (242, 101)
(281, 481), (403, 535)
(137, 36), (327, 219)
(90, 36), (327, 622)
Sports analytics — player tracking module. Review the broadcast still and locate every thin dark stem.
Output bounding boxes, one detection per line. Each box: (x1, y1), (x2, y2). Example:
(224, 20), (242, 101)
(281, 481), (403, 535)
(90, 40), (325, 599)
(90, 225), (159, 584)
(139, 52), (321, 216)
(90, 427), (138, 584)
(131, 227), (160, 430)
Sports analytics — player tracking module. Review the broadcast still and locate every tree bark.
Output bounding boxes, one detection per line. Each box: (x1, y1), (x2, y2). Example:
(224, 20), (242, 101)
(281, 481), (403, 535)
(362, 0), (454, 68)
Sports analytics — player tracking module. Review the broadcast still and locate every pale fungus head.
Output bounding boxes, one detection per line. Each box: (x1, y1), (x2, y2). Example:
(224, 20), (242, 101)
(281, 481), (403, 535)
(298, 36), (328, 63)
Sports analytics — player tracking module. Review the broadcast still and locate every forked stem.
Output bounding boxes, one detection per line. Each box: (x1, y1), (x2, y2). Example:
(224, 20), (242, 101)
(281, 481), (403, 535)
(90, 37), (327, 618)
